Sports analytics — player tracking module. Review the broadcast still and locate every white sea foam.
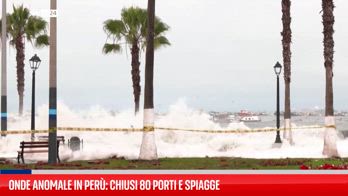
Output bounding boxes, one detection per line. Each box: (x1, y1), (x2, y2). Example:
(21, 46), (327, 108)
(0, 99), (348, 162)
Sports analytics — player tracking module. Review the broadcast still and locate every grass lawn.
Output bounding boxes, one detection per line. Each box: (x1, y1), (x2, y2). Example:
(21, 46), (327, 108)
(1, 157), (348, 170)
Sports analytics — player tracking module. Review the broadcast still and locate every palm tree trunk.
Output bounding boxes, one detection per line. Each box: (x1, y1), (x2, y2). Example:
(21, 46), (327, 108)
(139, 0), (157, 160)
(1, 0), (7, 135)
(281, 0), (293, 143)
(48, 0), (58, 164)
(322, 0), (339, 157)
(131, 41), (141, 114)
(15, 35), (25, 116)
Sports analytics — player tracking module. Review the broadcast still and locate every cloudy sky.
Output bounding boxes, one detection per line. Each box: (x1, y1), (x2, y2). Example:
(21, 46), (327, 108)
(1, 0), (348, 113)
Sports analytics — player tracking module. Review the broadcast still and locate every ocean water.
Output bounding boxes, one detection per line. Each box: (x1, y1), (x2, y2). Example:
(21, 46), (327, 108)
(0, 99), (347, 162)
(243, 115), (348, 132)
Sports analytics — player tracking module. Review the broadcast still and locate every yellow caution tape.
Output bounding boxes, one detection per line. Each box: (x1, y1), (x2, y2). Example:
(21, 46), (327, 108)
(143, 126), (155, 132)
(0, 125), (335, 135)
(56, 125), (330, 134)
(49, 127), (57, 133)
(325, 125), (337, 129)
(58, 127), (143, 132)
(1, 130), (49, 135)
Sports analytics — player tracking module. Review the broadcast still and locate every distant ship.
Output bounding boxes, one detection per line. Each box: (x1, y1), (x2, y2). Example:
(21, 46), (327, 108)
(238, 110), (261, 122)
(240, 116), (261, 122)
(209, 112), (235, 124)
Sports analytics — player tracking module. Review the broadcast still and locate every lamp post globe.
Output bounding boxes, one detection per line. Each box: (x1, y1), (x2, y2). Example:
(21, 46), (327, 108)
(274, 61), (282, 76)
(29, 54), (41, 71)
(274, 62), (282, 144)
(29, 54), (41, 141)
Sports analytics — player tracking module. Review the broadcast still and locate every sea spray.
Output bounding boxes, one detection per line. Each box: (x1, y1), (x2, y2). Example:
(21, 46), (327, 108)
(0, 99), (348, 161)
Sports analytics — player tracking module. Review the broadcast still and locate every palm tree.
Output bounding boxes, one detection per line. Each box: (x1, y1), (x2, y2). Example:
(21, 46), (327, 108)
(103, 6), (170, 114)
(321, 0), (339, 157)
(139, 0), (157, 160)
(0, 5), (49, 115)
(281, 0), (293, 143)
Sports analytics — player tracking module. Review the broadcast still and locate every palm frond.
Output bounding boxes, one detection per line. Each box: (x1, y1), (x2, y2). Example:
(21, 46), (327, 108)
(154, 36), (171, 50)
(103, 19), (124, 39)
(11, 5), (30, 30)
(102, 6), (170, 54)
(3, 5), (48, 49)
(154, 17), (170, 37)
(121, 7), (147, 43)
(103, 43), (122, 54)
(35, 34), (49, 47)
(25, 16), (48, 42)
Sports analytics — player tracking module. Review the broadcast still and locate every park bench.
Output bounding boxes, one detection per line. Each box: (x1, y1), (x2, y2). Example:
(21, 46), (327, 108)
(37, 136), (65, 144)
(17, 141), (60, 164)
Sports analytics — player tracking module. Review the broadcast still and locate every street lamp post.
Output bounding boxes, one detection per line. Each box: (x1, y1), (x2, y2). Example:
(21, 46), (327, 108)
(274, 62), (282, 144)
(29, 54), (41, 141)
